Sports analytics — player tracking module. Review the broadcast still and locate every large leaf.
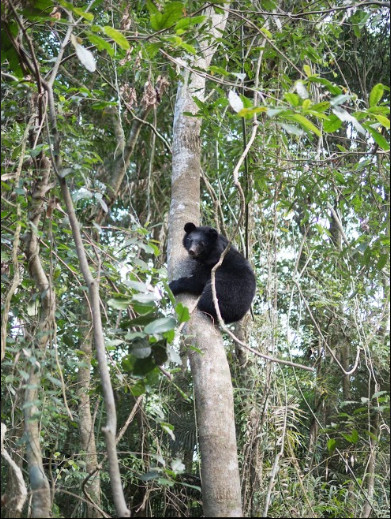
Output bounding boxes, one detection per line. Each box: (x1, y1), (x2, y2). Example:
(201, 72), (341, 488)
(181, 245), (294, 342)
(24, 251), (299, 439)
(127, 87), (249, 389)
(144, 317), (176, 335)
(286, 114), (321, 137)
(86, 32), (115, 57)
(175, 15), (206, 33)
(149, 2), (184, 31)
(103, 26), (130, 50)
(369, 83), (384, 107)
(364, 124), (390, 151)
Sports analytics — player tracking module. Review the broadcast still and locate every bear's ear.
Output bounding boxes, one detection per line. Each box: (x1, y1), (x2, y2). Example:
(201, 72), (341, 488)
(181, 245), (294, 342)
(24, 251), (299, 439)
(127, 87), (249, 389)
(184, 222), (196, 233)
(208, 228), (218, 239)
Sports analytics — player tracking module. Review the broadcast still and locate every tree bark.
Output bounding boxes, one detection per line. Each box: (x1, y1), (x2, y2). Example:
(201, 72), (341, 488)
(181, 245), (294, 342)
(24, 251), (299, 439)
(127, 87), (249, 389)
(167, 5), (242, 517)
(23, 156), (53, 518)
(76, 328), (103, 518)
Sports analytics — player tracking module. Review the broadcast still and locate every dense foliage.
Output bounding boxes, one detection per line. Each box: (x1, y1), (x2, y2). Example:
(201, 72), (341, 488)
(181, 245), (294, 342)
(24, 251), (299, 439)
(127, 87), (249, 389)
(1, 0), (390, 517)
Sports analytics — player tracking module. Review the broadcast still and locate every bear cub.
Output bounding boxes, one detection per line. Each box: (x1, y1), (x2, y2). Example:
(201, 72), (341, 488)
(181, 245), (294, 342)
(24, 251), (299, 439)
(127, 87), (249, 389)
(169, 222), (256, 324)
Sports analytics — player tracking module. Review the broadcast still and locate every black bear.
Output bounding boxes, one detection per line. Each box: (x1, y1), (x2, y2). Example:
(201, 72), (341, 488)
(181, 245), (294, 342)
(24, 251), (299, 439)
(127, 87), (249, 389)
(169, 222), (256, 324)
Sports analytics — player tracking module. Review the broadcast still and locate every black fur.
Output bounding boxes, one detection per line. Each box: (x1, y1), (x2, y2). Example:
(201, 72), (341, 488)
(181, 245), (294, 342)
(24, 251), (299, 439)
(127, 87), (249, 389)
(169, 223), (256, 324)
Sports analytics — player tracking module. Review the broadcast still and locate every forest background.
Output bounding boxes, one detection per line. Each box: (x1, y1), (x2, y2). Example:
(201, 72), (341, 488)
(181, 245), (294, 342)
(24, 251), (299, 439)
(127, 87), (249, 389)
(1, 0), (390, 517)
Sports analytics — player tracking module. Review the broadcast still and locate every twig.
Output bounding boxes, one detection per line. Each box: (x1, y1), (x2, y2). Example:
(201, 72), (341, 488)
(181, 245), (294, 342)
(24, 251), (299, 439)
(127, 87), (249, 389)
(1, 423), (28, 515)
(294, 279), (361, 375)
(1, 113), (35, 360)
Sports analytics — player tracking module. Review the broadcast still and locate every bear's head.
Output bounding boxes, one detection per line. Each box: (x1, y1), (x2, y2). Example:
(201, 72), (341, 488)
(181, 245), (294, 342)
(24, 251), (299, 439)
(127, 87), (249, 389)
(183, 222), (218, 261)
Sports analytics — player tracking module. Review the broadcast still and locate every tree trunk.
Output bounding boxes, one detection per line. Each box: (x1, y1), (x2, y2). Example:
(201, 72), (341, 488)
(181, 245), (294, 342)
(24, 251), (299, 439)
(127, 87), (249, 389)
(23, 156), (53, 518)
(76, 327), (103, 518)
(167, 5), (242, 517)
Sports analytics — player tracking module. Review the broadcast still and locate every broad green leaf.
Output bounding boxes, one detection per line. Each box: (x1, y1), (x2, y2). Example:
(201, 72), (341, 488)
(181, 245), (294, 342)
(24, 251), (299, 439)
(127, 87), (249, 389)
(144, 317), (176, 335)
(146, 0), (159, 14)
(175, 303), (190, 323)
(209, 65), (230, 77)
(73, 7), (94, 21)
(327, 438), (337, 453)
(375, 114), (390, 129)
(103, 26), (130, 50)
(323, 114), (342, 133)
(150, 2), (184, 31)
(368, 106), (390, 115)
(287, 114), (321, 137)
(128, 380), (145, 397)
(180, 42), (197, 55)
(376, 254), (388, 270)
(260, 27), (272, 38)
(369, 83), (384, 107)
(342, 429), (359, 444)
(284, 93), (299, 106)
(237, 106), (267, 118)
(86, 33), (115, 56)
(107, 298), (132, 310)
(308, 77), (342, 95)
(311, 102), (330, 112)
(133, 293), (159, 304)
(365, 125), (390, 151)
(303, 64), (312, 77)
(372, 390), (389, 399)
(306, 110), (329, 120)
(175, 15), (206, 32)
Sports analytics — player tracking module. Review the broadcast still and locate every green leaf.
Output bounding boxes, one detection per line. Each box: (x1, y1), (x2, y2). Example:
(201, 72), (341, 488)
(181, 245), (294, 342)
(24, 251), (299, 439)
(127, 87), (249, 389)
(372, 390), (388, 399)
(311, 102), (330, 112)
(237, 106), (267, 118)
(286, 114), (321, 137)
(284, 93), (299, 107)
(376, 254), (388, 270)
(307, 77), (342, 95)
(369, 83), (384, 107)
(175, 15), (206, 32)
(303, 64), (312, 77)
(209, 65), (230, 77)
(323, 114), (342, 133)
(133, 293), (159, 304)
(180, 42), (197, 55)
(260, 27), (272, 38)
(150, 2), (184, 31)
(130, 380), (146, 396)
(133, 303), (156, 315)
(342, 429), (359, 444)
(175, 303), (190, 323)
(86, 33), (115, 56)
(103, 26), (130, 50)
(144, 317), (176, 335)
(375, 114), (390, 129)
(107, 298), (132, 310)
(73, 7), (94, 21)
(327, 438), (337, 453)
(365, 125), (390, 151)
